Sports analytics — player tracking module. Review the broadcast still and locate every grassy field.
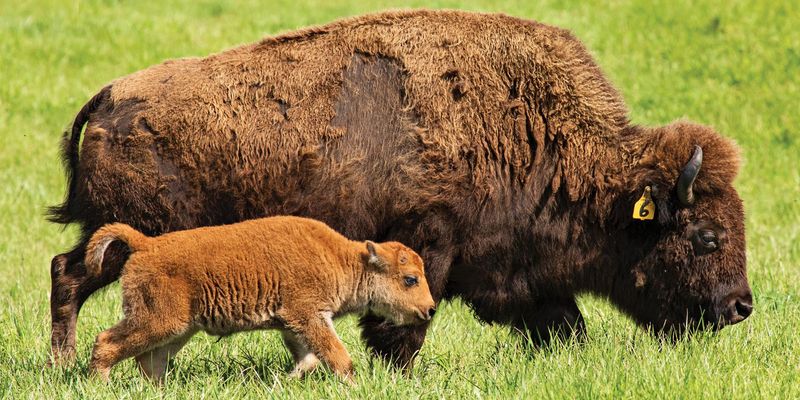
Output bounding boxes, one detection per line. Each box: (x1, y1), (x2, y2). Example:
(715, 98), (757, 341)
(1, 0), (798, 398)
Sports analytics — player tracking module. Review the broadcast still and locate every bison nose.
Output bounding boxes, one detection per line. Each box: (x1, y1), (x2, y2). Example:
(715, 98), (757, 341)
(735, 298), (753, 320)
(721, 292), (753, 325)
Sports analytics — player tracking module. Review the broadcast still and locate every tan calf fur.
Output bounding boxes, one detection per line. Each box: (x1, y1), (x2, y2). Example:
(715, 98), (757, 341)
(84, 216), (435, 382)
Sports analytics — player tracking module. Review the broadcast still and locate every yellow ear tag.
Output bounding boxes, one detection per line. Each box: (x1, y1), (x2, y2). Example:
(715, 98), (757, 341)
(633, 186), (655, 220)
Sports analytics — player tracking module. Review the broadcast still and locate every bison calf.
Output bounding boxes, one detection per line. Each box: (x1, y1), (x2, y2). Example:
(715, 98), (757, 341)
(84, 216), (435, 382)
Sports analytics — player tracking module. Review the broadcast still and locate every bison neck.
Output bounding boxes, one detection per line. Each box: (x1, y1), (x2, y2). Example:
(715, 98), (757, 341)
(547, 125), (672, 300)
(445, 124), (664, 323)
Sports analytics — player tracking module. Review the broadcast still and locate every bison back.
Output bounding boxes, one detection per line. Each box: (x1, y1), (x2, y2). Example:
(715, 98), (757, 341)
(63, 10), (628, 241)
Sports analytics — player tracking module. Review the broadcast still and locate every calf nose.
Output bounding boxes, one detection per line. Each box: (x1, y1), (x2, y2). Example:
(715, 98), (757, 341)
(427, 307), (436, 319)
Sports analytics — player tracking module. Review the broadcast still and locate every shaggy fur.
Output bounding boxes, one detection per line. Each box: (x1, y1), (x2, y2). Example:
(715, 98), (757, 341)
(83, 216), (434, 382)
(48, 10), (751, 368)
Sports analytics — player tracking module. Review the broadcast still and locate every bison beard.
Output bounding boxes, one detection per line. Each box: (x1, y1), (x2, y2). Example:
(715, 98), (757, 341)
(48, 10), (749, 368)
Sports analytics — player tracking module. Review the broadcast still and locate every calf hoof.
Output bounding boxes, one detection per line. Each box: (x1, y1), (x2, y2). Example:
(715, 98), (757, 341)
(338, 371), (356, 386)
(88, 364), (111, 383)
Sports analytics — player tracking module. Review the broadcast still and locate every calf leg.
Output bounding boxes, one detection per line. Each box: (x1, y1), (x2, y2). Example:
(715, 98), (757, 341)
(90, 317), (181, 382)
(136, 330), (196, 383)
(49, 241), (128, 365)
(512, 297), (586, 347)
(288, 312), (353, 382)
(281, 331), (320, 378)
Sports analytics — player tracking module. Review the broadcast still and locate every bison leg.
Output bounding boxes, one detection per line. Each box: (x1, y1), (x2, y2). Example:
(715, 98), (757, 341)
(360, 246), (452, 370)
(512, 297), (586, 347)
(49, 240), (127, 365)
(359, 314), (429, 370)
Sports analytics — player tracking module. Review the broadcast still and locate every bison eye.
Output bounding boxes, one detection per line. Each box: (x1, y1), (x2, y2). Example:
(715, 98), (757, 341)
(700, 230), (716, 245)
(403, 275), (418, 287)
(692, 228), (719, 255)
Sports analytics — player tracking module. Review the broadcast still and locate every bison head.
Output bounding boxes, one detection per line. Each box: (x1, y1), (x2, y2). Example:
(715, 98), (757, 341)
(611, 122), (751, 335)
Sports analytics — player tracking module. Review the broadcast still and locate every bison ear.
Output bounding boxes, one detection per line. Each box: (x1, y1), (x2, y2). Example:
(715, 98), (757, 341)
(366, 241), (388, 271)
(636, 122), (741, 199)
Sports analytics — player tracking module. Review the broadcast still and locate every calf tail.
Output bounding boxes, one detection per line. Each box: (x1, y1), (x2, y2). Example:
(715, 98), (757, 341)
(85, 223), (150, 277)
(47, 85), (112, 225)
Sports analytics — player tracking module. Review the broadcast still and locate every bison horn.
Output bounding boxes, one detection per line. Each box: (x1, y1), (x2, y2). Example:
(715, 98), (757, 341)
(677, 145), (703, 206)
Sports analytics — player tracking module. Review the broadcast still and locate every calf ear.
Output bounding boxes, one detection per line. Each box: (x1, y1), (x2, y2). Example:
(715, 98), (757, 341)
(366, 241), (388, 271)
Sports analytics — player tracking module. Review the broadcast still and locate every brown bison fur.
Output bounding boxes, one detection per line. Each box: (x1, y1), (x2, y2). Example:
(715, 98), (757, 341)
(48, 10), (751, 368)
(83, 216), (434, 382)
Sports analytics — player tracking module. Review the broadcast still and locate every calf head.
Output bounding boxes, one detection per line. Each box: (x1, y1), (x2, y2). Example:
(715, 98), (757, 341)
(613, 122), (752, 335)
(363, 241), (436, 325)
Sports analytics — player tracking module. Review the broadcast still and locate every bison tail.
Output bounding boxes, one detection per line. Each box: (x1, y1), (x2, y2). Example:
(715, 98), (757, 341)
(84, 223), (150, 277)
(47, 85), (112, 225)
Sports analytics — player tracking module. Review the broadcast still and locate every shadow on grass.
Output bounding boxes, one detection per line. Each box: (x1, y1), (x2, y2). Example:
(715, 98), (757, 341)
(37, 343), (293, 388)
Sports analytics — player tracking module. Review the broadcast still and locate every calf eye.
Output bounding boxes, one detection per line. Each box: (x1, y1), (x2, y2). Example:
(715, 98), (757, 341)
(403, 275), (418, 287)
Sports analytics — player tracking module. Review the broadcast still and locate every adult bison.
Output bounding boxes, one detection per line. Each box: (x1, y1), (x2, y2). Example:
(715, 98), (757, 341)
(48, 10), (752, 367)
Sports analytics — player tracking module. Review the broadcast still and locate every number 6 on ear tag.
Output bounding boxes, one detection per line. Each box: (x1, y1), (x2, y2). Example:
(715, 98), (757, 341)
(633, 186), (655, 220)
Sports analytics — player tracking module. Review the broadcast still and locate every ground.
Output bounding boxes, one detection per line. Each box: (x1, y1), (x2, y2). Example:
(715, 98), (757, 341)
(0, 0), (798, 398)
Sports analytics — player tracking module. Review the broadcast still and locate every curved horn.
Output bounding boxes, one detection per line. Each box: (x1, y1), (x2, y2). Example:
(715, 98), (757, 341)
(677, 145), (703, 206)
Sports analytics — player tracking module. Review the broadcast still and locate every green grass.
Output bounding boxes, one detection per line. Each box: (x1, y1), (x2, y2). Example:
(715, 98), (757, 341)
(1, 0), (798, 398)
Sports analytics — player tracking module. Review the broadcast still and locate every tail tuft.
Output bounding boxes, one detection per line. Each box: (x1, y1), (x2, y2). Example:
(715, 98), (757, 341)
(84, 223), (149, 276)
